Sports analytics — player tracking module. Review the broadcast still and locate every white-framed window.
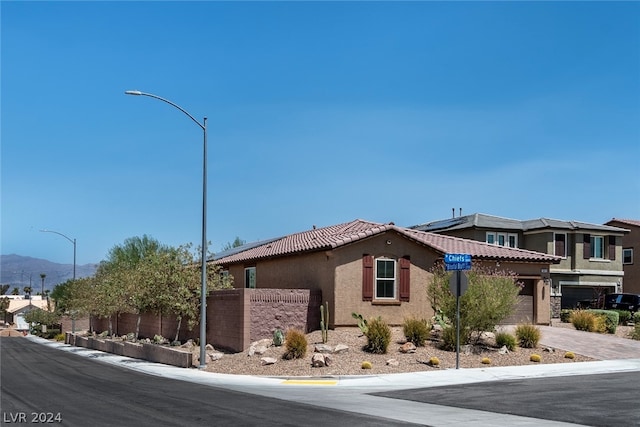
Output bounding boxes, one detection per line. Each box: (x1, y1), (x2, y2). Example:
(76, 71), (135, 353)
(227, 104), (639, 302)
(591, 236), (604, 259)
(623, 248), (633, 265)
(554, 233), (567, 258)
(486, 232), (495, 245)
(486, 232), (518, 248)
(244, 267), (256, 289)
(375, 258), (396, 299)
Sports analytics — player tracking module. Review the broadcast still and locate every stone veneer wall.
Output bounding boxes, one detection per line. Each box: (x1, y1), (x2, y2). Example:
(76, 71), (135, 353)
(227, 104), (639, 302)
(248, 289), (322, 343)
(550, 296), (562, 319)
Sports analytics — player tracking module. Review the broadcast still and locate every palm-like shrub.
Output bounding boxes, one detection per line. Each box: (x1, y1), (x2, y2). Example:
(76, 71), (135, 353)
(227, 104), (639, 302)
(402, 317), (430, 347)
(283, 329), (307, 360)
(364, 317), (392, 354)
(515, 324), (540, 348)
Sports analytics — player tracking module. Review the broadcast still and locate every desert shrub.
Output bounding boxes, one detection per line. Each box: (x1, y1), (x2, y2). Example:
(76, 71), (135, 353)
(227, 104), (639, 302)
(515, 324), (540, 348)
(440, 325), (471, 351)
(634, 312), (640, 324)
(402, 317), (430, 347)
(283, 329), (307, 360)
(54, 333), (66, 342)
(612, 310), (631, 325)
(589, 310), (618, 334)
(564, 351), (575, 359)
(559, 309), (572, 323)
(530, 354), (541, 363)
(632, 324), (640, 341)
(481, 357), (491, 365)
(570, 310), (597, 331)
(364, 317), (392, 354)
(361, 361), (372, 369)
(495, 331), (517, 351)
(427, 265), (522, 344)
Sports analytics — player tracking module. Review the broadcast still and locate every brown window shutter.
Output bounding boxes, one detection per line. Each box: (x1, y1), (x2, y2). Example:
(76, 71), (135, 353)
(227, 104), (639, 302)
(399, 257), (410, 302)
(609, 236), (616, 260)
(583, 234), (591, 259)
(555, 234), (565, 257)
(362, 255), (373, 301)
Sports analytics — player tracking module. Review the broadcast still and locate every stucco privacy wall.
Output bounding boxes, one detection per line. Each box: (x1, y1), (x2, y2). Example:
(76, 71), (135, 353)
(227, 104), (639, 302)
(89, 288), (321, 353)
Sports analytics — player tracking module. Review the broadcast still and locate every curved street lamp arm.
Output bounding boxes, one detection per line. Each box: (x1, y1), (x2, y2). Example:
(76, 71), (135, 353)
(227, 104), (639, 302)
(124, 90), (205, 131)
(40, 229), (75, 245)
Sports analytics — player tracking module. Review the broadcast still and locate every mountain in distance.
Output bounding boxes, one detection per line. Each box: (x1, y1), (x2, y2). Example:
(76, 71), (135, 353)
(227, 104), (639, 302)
(1, 254), (98, 293)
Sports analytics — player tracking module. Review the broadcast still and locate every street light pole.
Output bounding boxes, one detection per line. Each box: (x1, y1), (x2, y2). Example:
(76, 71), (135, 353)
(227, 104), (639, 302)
(40, 229), (77, 332)
(40, 230), (76, 280)
(125, 90), (209, 369)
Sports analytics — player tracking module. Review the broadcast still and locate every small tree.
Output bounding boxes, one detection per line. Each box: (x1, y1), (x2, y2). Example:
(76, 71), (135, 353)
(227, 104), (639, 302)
(428, 263), (522, 345)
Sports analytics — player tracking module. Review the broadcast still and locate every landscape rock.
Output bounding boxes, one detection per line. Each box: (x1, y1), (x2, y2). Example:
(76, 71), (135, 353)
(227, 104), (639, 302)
(311, 353), (332, 367)
(386, 358), (399, 367)
(208, 352), (224, 362)
(260, 357), (277, 365)
(399, 342), (416, 353)
(498, 345), (510, 355)
(333, 344), (349, 354)
(314, 344), (333, 353)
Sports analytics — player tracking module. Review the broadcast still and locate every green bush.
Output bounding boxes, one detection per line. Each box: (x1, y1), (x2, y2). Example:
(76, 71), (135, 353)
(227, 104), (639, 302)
(559, 309), (572, 323)
(515, 324), (540, 348)
(632, 323), (640, 341)
(612, 310), (631, 325)
(634, 312), (640, 324)
(54, 333), (66, 342)
(282, 329), (307, 360)
(364, 317), (392, 354)
(440, 325), (471, 351)
(402, 317), (430, 347)
(588, 310), (618, 334)
(495, 331), (517, 351)
(571, 310), (597, 331)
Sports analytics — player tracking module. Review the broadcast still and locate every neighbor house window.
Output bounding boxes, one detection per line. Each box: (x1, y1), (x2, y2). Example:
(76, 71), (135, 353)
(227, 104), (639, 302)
(486, 232), (518, 248)
(554, 233), (567, 258)
(244, 267), (256, 289)
(623, 248), (633, 265)
(590, 236), (604, 259)
(375, 258), (396, 299)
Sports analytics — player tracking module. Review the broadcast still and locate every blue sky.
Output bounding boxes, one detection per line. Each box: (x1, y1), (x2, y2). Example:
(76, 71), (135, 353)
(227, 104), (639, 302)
(2, 1), (639, 265)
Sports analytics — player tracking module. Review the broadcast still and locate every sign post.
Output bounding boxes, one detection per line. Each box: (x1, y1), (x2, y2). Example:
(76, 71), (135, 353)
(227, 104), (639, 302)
(444, 253), (472, 369)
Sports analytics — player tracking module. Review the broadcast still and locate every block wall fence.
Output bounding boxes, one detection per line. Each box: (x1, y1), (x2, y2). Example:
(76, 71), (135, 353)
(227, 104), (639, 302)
(89, 288), (322, 353)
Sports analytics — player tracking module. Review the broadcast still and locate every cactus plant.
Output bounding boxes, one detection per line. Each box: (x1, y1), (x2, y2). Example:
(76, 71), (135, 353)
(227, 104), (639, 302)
(352, 312), (369, 335)
(428, 356), (440, 366)
(564, 351), (575, 359)
(481, 357), (491, 365)
(273, 328), (284, 346)
(320, 301), (329, 344)
(530, 354), (541, 363)
(361, 361), (372, 369)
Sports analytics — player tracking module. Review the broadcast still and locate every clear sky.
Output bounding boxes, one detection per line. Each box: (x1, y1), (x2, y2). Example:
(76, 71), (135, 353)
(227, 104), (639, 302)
(2, 1), (639, 265)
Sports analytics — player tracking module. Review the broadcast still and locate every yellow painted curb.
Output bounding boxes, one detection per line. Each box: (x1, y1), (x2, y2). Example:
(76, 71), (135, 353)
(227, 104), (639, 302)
(281, 379), (338, 385)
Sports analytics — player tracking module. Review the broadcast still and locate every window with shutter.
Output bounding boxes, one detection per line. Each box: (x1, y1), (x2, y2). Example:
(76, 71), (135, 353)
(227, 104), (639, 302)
(554, 233), (566, 257)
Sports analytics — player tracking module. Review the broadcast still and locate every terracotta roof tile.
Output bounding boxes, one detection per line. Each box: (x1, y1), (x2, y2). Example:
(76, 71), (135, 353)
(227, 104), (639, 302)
(215, 219), (559, 265)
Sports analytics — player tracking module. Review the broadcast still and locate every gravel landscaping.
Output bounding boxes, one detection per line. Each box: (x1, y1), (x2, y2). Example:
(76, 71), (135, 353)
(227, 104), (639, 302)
(201, 322), (635, 377)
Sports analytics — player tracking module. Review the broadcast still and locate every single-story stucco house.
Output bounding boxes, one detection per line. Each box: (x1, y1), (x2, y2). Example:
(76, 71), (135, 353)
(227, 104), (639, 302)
(214, 219), (560, 326)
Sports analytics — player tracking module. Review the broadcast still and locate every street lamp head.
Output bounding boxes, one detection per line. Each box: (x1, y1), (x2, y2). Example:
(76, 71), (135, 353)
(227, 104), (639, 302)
(125, 90), (142, 96)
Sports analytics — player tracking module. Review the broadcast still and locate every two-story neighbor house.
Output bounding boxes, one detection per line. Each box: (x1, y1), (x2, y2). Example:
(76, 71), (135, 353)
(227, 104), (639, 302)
(214, 219), (560, 326)
(605, 218), (640, 295)
(411, 213), (629, 316)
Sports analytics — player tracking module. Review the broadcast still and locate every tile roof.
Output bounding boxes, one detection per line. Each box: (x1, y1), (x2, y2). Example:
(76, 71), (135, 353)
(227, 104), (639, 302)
(214, 219), (559, 265)
(606, 218), (640, 228)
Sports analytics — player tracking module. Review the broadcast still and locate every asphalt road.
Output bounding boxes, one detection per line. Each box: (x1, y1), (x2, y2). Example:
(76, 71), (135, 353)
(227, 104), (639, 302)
(0, 337), (415, 427)
(376, 371), (640, 426)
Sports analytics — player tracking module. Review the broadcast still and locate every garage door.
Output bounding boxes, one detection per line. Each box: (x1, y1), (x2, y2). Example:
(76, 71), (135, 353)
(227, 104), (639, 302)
(500, 279), (534, 324)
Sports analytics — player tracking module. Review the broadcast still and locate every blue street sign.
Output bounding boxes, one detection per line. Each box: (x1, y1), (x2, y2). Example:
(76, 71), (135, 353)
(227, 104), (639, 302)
(444, 253), (472, 271)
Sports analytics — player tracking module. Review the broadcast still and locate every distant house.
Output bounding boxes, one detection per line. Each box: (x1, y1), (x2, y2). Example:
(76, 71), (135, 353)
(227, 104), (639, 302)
(605, 218), (640, 295)
(411, 213), (629, 315)
(5, 297), (49, 331)
(214, 219), (559, 326)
